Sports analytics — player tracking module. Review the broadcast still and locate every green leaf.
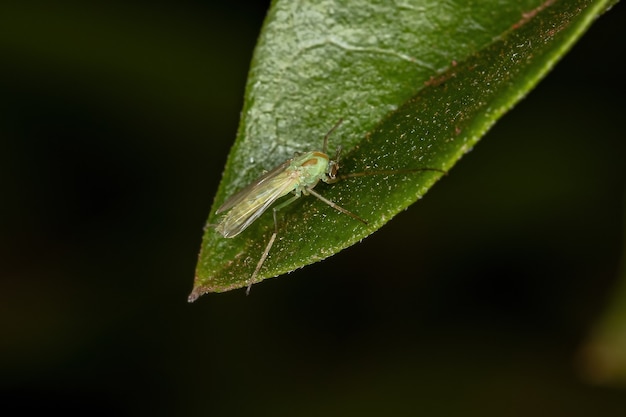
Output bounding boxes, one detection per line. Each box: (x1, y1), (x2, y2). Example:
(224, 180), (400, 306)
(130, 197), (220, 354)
(191, 0), (618, 300)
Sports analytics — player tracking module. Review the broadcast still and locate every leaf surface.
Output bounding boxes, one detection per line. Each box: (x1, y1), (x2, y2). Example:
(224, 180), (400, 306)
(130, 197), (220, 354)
(192, 0), (618, 299)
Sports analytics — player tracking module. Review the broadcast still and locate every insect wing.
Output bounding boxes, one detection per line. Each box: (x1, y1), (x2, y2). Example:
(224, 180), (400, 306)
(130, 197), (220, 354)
(216, 160), (290, 214)
(216, 166), (298, 238)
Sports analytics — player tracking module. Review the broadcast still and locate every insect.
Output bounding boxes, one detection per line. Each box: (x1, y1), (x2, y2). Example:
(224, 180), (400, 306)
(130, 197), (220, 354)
(214, 119), (366, 293)
(212, 120), (446, 295)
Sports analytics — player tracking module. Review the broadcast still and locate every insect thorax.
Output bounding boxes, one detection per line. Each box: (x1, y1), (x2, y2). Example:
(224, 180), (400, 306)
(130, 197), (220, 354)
(290, 151), (330, 187)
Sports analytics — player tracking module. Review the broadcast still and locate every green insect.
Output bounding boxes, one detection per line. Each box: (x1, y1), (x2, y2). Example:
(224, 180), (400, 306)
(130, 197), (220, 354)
(214, 119), (365, 293)
(212, 120), (444, 294)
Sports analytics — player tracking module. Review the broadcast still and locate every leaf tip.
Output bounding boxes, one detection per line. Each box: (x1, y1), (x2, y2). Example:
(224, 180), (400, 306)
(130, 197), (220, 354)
(188, 279), (208, 303)
(187, 290), (200, 303)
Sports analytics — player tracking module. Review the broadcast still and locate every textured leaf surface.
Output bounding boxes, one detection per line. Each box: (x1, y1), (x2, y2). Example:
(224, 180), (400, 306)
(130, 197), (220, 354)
(192, 0), (617, 299)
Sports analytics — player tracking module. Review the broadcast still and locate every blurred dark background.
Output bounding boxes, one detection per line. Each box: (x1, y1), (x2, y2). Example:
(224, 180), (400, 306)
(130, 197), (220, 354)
(1, 0), (625, 415)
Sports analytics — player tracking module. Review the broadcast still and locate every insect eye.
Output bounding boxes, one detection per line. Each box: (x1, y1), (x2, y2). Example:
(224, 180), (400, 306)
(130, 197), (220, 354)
(328, 161), (339, 178)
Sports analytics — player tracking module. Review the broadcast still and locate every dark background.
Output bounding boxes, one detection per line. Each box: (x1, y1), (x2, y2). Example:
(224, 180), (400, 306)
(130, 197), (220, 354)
(1, 1), (625, 415)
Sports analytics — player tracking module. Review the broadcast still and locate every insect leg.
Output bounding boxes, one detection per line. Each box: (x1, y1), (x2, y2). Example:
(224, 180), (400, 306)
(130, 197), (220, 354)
(247, 211), (277, 295)
(305, 187), (367, 224)
(246, 193), (301, 294)
(337, 167), (446, 181)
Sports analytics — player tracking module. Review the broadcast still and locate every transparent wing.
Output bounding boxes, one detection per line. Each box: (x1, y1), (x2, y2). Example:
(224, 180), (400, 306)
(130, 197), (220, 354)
(215, 168), (298, 238)
(216, 160), (291, 214)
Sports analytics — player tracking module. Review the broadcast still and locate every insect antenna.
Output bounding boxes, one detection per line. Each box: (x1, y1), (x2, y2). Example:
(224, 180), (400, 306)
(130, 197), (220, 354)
(322, 118), (344, 154)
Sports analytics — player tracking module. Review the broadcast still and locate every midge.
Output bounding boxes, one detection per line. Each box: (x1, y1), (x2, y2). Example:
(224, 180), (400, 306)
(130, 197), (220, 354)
(213, 119), (365, 293)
